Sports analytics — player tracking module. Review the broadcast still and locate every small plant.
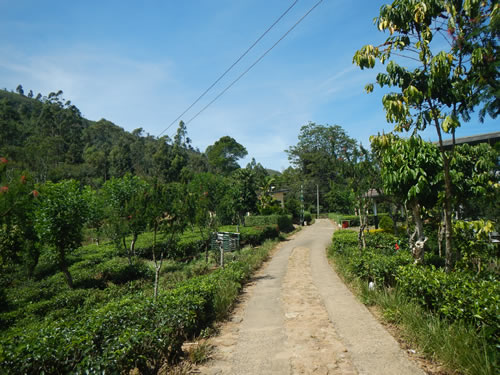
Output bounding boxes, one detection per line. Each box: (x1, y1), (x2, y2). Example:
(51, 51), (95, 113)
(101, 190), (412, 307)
(187, 340), (213, 364)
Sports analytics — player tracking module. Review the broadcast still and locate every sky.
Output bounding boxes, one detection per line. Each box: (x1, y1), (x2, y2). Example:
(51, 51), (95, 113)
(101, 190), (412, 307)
(0, 0), (498, 171)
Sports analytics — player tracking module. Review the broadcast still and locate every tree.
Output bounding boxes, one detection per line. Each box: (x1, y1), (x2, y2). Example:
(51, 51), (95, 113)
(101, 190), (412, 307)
(206, 136), (247, 175)
(371, 134), (442, 262)
(34, 180), (88, 288)
(146, 182), (188, 298)
(102, 174), (149, 264)
(285, 122), (360, 213)
(286, 122), (358, 181)
(231, 167), (259, 222)
(187, 173), (227, 261)
(353, 0), (499, 271)
(0, 160), (40, 276)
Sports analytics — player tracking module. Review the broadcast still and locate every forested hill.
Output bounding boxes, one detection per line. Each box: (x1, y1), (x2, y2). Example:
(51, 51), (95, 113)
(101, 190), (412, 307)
(0, 88), (208, 186)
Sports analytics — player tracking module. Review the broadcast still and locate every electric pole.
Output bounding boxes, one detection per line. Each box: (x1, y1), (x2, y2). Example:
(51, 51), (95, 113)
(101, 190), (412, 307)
(317, 184), (319, 219)
(300, 184), (304, 226)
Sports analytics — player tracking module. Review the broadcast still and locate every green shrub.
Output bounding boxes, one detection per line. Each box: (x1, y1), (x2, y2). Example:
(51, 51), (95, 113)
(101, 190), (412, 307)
(276, 215), (294, 233)
(334, 213), (391, 227)
(244, 215), (292, 228)
(378, 215), (394, 233)
(396, 265), (499, 342)
(95, 258), (153, 284)
(330, 231), (412, 287)
(330, 230), (358, 255)
(0, 240), (278, 374)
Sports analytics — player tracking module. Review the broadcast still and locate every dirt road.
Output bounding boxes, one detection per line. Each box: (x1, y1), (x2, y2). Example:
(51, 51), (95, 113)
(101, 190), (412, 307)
(197, 219), (424, 375)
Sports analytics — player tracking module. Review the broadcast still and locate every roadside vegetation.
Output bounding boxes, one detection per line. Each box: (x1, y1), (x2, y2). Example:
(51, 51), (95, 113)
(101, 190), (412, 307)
(329, 229), (498, 375)
(0, 0), (498, 373)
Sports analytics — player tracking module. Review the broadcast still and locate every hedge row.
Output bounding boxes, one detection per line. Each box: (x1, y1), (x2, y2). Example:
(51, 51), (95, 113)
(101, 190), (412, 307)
(334, 213), (391, 227)
(0, 242), (274, 374)
(329, 230), (499, 344)
(244, 215), (294, 232)
(131, 225), (281, 260)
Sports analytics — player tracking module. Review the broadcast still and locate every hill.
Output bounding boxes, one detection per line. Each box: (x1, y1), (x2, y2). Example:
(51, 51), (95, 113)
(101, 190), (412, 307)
(0, 88), (207, 186)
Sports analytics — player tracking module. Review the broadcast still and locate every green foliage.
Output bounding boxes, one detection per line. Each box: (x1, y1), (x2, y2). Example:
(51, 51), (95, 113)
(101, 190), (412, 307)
(371, 134), (442, 207)
(396, 265), (499, 343)
(454, 219), (497, 273)
(0, 239), (277, 374)
(378, 215), (394, 233)
(363, 287), (497, 375)
(205, 136), (247, 175)
(334, 213), (390, 227)
(34, 179), (89, 288)
(96, 258), (153, 284)
(330, 230), (412, 287)
(244, 215), (293, 232)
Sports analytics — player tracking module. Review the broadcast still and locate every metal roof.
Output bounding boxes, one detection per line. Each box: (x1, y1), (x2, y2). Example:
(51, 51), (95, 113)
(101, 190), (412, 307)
(437, 131), (500, 148)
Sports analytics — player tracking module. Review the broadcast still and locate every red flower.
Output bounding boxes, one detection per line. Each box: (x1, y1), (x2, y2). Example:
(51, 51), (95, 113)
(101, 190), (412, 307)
(0, 157), (7, 164)
(32, 190), (39, 197)
(21, 175), (26, 184)
(395, 243), (400, 251)
(0, 186), (8, 193)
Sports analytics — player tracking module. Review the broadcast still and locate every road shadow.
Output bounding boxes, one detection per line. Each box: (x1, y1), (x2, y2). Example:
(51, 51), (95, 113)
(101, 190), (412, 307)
(250, 274), (275, 282)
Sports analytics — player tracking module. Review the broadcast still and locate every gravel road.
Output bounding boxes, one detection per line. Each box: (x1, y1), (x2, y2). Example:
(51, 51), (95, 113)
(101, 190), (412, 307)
(197, 219), (424, 375)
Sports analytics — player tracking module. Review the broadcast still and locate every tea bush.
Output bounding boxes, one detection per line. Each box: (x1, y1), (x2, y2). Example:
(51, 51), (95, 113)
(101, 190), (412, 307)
(244, 215), (293, 232)
(0, 240), (277, 374)
(330, 230), (499, 345)
(396, 265), (499, 341)
(330, 231), (412, 286)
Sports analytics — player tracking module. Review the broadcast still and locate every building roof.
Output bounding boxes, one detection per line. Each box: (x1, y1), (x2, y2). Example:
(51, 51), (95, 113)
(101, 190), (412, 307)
(437, 131), (500, 149)
(363, 188), (383, 199)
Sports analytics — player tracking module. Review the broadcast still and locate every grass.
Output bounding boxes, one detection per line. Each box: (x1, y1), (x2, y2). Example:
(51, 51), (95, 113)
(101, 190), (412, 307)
(329, 249), (498, 375)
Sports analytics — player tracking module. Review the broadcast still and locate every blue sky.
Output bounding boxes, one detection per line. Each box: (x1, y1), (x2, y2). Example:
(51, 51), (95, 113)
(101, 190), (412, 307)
(1, 0), (498, 171)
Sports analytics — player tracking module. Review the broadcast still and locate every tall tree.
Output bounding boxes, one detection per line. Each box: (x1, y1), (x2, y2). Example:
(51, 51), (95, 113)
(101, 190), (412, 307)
(206, 136), (247, 175)
(285, 122), (359, 213)
(353, 0), (499, 271)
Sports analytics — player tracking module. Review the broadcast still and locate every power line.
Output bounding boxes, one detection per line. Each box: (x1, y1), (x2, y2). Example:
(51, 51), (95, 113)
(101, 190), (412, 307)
(185, 0), (323, 127)
(158, 0), (300, 137)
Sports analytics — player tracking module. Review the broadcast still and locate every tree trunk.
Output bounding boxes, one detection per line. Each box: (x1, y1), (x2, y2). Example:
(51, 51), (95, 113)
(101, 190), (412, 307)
(123, 236), (131, 265)
(152, 223), (161, 300)
(58, 250), (73, 289)
(154, 253), (163, 300)
(429, 100), (454, 272)
(410, 202), (425, 264)
(442, 155), (454, 272)
(130, 233), (137, 257)
(438, 211), (444, 258)
(357, 202), (367, 250)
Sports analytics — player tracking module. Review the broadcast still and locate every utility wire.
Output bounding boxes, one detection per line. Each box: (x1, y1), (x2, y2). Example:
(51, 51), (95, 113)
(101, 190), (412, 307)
(158, 0), (300, 137)
(185, 0), (323, 127)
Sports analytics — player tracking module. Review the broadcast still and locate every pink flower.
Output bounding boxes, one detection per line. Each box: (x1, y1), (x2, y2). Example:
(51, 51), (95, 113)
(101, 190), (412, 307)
(0, 186), (8, 193)
(0, 157), (7, 164)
